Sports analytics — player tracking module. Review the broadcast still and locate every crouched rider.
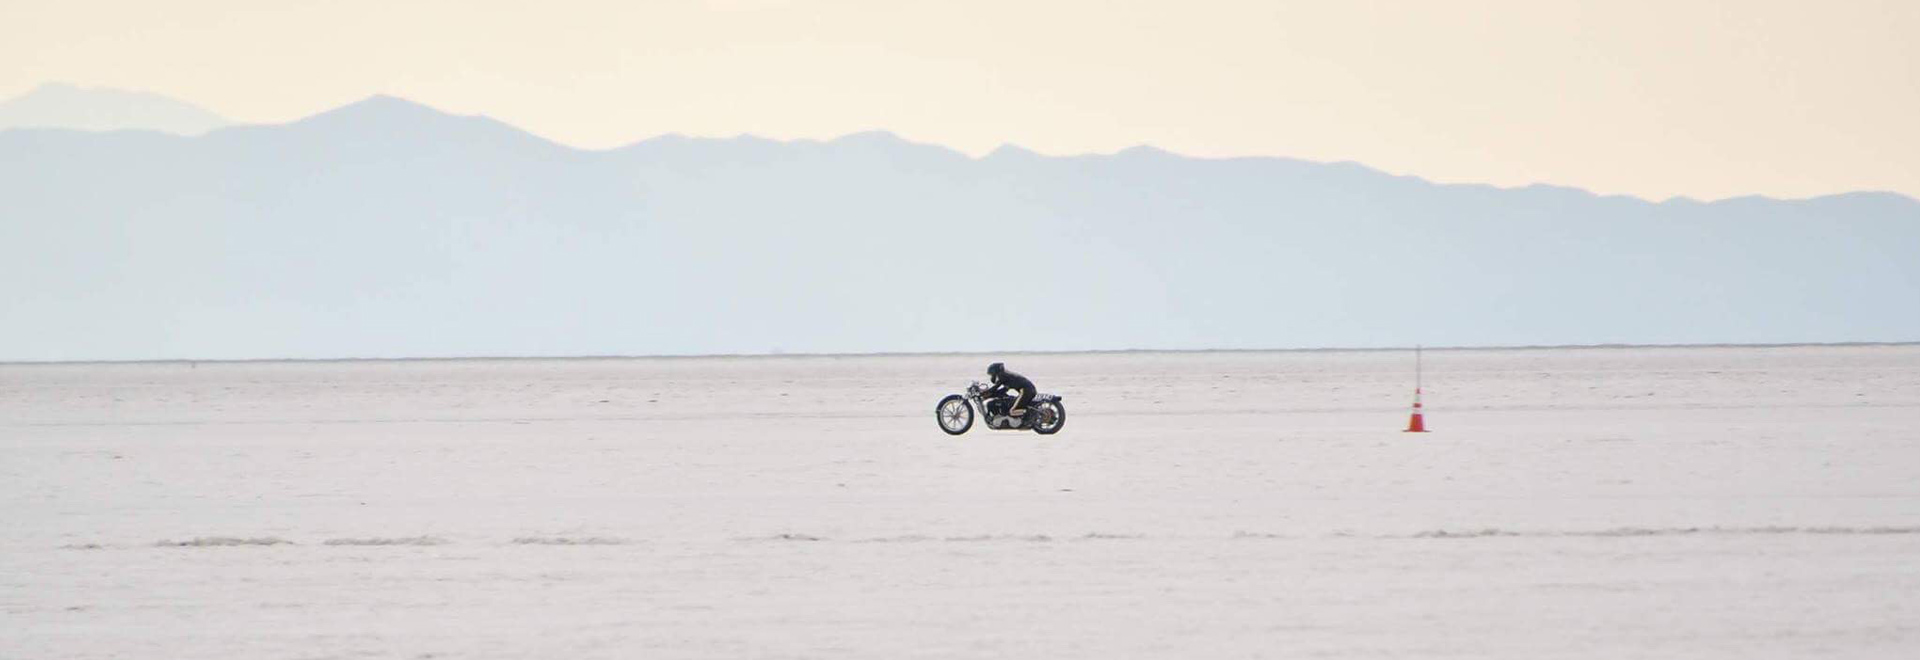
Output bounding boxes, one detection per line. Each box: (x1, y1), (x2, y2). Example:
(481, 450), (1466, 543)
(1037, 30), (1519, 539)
(984, 362), (1036, 419)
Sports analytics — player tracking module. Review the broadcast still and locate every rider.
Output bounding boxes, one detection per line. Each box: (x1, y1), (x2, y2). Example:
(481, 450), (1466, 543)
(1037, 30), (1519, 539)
(985, 362), (1036, 419)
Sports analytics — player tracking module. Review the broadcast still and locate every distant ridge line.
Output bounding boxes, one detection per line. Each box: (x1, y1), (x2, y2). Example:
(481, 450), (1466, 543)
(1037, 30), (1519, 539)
(8, 92), (1915, 206)
(3, 341), (1915, 367)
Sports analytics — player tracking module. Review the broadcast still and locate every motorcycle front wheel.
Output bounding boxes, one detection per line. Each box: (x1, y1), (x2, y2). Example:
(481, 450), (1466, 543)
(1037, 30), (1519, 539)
(1032, 401), (1066, 435)
(936, 395), (973, 435)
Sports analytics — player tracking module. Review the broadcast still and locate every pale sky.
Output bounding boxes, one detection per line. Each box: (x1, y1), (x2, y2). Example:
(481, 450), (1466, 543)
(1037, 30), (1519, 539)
(4, 0), (1916, 201)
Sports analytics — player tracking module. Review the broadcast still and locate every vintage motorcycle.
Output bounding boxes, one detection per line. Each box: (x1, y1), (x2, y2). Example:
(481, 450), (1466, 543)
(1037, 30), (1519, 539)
(935, 381), (1066, 435)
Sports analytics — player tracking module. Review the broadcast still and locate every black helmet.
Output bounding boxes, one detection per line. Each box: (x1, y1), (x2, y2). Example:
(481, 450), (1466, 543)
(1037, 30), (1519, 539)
(987, 362), (1005, 378)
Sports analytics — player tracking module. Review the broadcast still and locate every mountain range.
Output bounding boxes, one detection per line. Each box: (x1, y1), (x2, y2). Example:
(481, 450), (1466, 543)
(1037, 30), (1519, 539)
(3, 92), (1916, 360)
(0, 83), (231, 136)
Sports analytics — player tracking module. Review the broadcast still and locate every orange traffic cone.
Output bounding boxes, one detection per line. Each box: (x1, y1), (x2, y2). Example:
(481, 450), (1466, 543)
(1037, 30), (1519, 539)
(1404, 387), (1429, 433)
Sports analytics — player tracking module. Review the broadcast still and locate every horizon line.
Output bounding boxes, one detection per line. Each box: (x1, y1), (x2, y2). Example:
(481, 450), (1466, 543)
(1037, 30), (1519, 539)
(4, 340), (1916, 368)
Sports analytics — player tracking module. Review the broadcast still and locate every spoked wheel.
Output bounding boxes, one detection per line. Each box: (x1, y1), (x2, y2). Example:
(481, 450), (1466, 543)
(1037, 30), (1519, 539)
(1032, 400), (1066, 435)
(936, 395), (973, 435)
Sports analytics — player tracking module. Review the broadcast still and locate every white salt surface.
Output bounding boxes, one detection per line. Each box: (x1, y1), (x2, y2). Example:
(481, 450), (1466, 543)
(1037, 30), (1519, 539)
(4, 346), (1919, 658)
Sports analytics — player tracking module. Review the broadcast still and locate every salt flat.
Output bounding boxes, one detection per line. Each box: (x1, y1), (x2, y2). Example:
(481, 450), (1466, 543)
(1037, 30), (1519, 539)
(4, 346), (1919, 658)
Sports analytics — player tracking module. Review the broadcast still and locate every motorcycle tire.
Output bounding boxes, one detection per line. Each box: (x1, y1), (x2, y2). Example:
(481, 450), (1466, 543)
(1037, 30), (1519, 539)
(936, 394), (973, 435)
(1032, 400), (1066, 435)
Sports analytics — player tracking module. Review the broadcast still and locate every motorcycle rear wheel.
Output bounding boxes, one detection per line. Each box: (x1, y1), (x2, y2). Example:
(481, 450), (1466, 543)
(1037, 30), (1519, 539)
(1032, 400), (1066, 435)
(937, 395), (973, 435)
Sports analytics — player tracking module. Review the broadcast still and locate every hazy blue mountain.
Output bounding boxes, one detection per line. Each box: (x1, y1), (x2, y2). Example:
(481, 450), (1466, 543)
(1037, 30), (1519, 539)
(0, 82), (231, 135)
(2, 95), (1916, 360)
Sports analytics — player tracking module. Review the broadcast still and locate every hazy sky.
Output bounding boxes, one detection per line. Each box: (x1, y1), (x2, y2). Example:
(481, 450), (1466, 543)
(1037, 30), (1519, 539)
(4, 0), (1916, 201)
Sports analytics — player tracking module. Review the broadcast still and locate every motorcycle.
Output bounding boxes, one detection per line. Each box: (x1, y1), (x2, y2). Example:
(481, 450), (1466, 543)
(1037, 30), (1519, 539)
(935, 381), (1066, 435)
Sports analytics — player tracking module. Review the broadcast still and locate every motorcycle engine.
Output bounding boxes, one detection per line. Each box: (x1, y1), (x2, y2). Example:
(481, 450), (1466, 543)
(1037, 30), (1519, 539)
(984, 398), (1008, 417)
